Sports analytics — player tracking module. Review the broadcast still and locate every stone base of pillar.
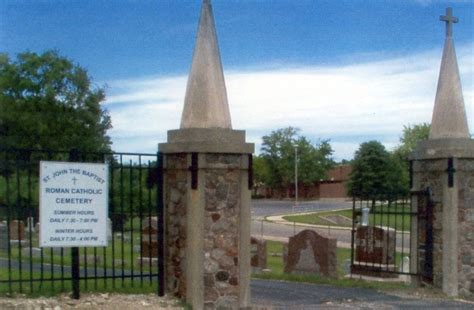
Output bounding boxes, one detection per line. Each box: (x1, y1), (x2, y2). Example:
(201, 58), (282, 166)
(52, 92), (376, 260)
(410, 139), (474, 296)
(160, 128), (254, 309)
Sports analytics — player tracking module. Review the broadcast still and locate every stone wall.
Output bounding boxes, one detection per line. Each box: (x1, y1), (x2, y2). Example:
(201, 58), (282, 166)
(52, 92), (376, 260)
(203, 154), (241, 307)
(457, 159), (474, 295)
(413, 158), (474, 295)
(163, 152), (250, 308)
(164, 154), (188, 297)
(413, 159), (445, 288)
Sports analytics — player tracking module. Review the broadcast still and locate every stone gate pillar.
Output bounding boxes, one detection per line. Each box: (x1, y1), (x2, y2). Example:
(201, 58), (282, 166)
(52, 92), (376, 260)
(158, 1), (254, 308)
(411, 140), (474, 296)
(160, 130), (253, 308)
(410, 8), (473, 297)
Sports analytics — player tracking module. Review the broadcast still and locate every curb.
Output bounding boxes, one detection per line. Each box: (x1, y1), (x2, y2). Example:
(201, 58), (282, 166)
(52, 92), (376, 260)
(265, 208), (354, 232)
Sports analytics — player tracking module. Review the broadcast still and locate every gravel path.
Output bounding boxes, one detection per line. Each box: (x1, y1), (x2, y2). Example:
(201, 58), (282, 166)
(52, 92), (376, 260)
(2, 279), (473, 309)
(0, 293), (182, 309)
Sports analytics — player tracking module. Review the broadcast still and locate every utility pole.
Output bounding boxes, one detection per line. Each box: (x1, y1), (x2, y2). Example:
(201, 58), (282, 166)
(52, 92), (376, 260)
(294, 145), (298, 214)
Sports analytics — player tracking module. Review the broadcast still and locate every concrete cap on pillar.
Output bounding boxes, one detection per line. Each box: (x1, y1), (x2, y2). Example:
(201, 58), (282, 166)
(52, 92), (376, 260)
(180, 0), (232, 129)
(429, 8), (470, 140)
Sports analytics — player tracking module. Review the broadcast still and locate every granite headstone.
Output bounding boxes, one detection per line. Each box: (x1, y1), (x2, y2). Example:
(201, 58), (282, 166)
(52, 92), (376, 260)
(284, 229), (337, 278)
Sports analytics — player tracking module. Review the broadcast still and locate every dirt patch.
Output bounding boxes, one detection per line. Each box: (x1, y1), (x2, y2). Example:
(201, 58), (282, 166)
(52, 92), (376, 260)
(0, 293), (184, 310)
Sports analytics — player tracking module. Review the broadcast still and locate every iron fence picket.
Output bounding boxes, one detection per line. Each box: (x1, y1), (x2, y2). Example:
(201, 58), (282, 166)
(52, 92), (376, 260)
(27, 155), (34, 293)
(350, 197), (356, 278)
(15, 159), (23, 293)
(138, 156), (144, 287)
(147, 161), (153, 284)
(110, 156), (116, 290)
(119, 154), (125, 286)
(129, 160), (134, 288)
(5, 152), (13, 295)
(395, 199), (400, 272)
(157, 152), (164, 297)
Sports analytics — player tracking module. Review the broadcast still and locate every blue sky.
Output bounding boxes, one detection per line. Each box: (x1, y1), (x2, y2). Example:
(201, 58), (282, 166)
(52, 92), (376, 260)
(1, 0), (473, 160)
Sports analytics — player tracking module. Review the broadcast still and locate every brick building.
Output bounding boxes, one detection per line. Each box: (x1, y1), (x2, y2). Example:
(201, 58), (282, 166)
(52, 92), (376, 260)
(317, 165), (352, 199)
(259, 165), (352, 200)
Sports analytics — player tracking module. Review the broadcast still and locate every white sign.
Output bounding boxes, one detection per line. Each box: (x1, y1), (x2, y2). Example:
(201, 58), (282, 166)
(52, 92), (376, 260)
(39, 161), (109, 247)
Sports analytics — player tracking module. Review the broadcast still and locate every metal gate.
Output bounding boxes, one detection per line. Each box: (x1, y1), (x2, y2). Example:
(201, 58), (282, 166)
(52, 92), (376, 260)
(0, 148), (164, 297)
(350, 188), (433, 281)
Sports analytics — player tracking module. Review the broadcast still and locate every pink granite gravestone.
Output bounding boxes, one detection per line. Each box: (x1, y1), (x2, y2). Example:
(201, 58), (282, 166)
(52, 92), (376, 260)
(284, 229), (337, 278)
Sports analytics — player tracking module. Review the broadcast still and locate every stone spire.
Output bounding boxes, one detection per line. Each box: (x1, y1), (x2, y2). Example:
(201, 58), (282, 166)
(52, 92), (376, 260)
(180, 0), (232, 129)
(429, 8), (470, 140)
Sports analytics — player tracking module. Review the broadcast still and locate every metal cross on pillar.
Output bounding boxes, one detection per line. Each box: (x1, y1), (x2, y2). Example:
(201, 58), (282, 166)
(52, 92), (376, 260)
(440, 7), (458, 37)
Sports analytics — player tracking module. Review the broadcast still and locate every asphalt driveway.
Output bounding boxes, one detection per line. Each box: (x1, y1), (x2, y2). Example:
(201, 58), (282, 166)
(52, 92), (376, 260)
(251, 279), (473, 309)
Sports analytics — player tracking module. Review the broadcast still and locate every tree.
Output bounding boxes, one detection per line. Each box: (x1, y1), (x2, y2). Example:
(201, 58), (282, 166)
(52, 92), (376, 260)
(0, 50), (112, 152)
(260, 127), (334, 191)
(394, 123), (430, 160)
(391, 123), (431, 194)
(252, 155), (270, 196)
(348, 141), (405, 205)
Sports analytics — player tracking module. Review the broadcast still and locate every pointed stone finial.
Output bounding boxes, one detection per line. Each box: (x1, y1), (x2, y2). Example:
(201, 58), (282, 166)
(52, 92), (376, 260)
(429, 8), (470, 140)
(180, 0), (232, 129)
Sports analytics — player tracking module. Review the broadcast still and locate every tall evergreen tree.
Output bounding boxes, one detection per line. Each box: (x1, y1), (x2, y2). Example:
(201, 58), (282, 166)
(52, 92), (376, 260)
(348, 141), (405, 205)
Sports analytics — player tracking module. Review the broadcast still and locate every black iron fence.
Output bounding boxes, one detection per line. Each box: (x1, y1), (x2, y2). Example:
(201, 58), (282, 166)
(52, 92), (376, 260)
(350, 195), (418, 278)
(0, 148), (164, 297)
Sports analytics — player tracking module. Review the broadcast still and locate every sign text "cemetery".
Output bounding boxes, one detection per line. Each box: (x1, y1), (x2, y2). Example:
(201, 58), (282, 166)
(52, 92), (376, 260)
(40, 161), (109, 247)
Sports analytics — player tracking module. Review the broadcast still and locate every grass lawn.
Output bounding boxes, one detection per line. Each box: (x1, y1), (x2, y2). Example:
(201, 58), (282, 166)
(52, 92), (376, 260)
(283, 203), (412, 232)
(252, 240), (411, 291)
(2, 239), (412, 297)
(0, 229), (159, 297)
(0, 267), (159, 296)
(0, 233), (158, 273)
(283, 209), (353, 227)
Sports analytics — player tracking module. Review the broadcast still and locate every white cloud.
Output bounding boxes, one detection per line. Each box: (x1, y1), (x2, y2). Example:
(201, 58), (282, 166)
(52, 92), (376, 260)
(103, 43), (473, 161)
(413, 0), (472, 6)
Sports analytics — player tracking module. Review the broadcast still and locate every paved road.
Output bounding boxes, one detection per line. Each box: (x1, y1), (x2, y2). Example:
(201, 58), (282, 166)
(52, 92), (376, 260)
(251, 199), (352, 218)
(251, 218), (354, 246)
(251, 200), (411, 251)
(251, 279), (473, 309)
(250, 199), (353, 246)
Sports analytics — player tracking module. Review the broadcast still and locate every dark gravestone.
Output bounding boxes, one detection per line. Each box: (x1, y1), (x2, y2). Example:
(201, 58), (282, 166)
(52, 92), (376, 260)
(141, 217), (158, 258)
(9, 220), (25, 240)
(0, 223), (8, 250)
(355, 226), (395, 264)
(250, 237), (267, 270)
(284, 229), (337, 278)
(110, 213), (126, 232)
(352, 225), (397, 278)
